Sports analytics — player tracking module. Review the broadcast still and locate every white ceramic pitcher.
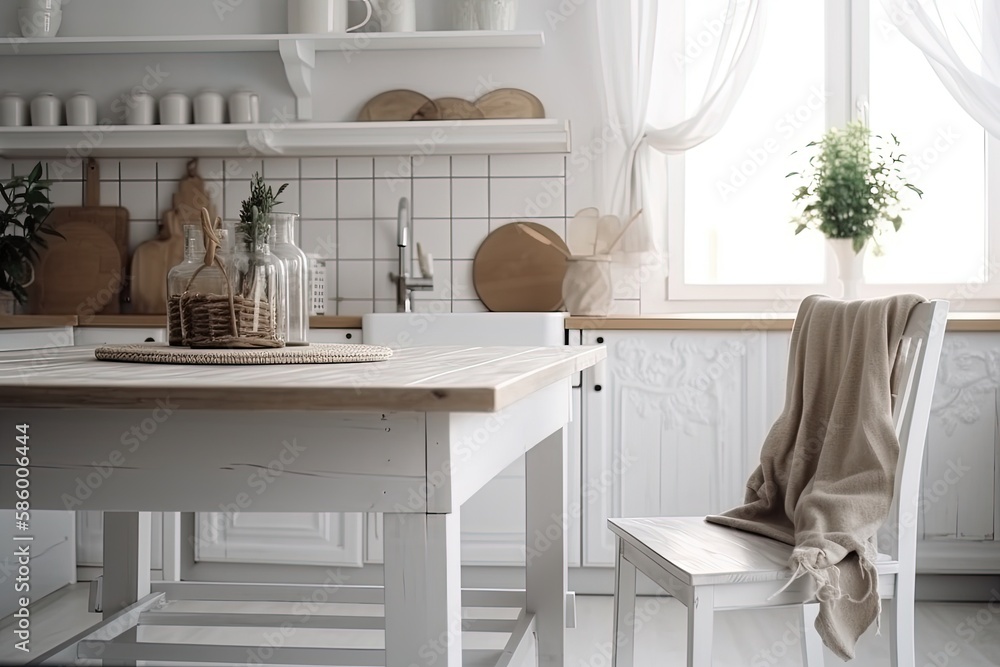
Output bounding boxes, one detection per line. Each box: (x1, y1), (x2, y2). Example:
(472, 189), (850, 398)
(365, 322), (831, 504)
(288, 0), (374, 34)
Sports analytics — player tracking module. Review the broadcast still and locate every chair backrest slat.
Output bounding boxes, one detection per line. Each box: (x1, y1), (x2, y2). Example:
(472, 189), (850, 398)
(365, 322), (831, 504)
(881, 300), (949, 574)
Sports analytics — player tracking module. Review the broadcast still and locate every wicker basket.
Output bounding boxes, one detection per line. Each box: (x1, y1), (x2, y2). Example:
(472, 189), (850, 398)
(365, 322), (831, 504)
(178, 292), (282, 349)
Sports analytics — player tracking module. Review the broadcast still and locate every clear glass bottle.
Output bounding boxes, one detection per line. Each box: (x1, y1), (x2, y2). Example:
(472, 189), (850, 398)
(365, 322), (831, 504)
(166, 225), (228, 347)
(232, 238), (286, 346)
(269, 212), (310, 346)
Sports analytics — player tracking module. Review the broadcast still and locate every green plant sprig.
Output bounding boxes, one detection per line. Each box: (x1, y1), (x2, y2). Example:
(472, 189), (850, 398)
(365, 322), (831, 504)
(236, 173), (288, 250)
(788, 121), (923, 254)
(1, 162), (60, 304)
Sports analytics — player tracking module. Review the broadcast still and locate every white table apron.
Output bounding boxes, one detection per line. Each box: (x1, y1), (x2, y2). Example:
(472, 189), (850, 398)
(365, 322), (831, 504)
(0, 356), (586, 667)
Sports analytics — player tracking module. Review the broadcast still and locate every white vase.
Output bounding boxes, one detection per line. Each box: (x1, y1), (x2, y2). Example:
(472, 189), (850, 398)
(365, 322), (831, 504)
(562, 256), (613, 316)
(452, 0), (478, 29)
(828, 237), (865, 300)
(474, 0), (518, 30)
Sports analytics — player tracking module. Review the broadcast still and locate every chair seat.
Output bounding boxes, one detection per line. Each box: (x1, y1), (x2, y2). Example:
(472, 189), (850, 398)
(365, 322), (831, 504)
(608, 516), (898, 587)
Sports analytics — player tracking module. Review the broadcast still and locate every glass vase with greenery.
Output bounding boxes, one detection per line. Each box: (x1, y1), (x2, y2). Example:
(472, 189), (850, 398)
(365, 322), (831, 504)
(233, 173), (289, 340)
(789, 120), (922, 254)
(0, 163), (59, 306)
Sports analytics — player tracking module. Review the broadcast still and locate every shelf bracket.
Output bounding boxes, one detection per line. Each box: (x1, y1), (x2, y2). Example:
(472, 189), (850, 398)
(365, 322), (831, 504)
(278, 38), (316, 121)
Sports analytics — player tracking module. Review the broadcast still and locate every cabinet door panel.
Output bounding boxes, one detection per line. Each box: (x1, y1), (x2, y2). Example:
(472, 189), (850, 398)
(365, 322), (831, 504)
(582, 330), (768, 566)
(924, 333), (998, 541)
(196, 512), (363, 567)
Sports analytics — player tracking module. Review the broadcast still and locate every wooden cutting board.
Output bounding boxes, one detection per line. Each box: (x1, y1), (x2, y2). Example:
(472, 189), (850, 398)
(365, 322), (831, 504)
(130, 159), (217, 314)
(475, 88), (545, 119)
(473, 222), (569, 312)
(357, 89), (434, 121)
(27, 159), (129, 316)
(412, 97), (484, 121)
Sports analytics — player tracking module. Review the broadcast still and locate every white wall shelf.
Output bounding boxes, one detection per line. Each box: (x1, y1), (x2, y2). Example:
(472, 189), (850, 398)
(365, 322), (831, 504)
(0, 31), (545, 56)
(0, 31), (546, 120)
(0, 120), (572, 158)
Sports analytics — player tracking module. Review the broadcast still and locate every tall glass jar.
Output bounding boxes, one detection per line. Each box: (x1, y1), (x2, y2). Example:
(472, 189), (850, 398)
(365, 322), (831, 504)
(232, 239), (286, 346)
(269, 212), (310, 346)
(166, 225), (228, 347)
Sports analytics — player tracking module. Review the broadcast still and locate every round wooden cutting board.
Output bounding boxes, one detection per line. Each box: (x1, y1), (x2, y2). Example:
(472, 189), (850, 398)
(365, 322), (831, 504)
(357, 90), (435, 121)
(473, 222), (569, 312)
(475, 88), (546, 119)
(411, 97), (484, 121)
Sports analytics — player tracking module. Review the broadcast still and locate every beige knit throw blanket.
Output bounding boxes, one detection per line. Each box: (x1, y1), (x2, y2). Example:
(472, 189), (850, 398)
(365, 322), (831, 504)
(706, 294), (924, 661)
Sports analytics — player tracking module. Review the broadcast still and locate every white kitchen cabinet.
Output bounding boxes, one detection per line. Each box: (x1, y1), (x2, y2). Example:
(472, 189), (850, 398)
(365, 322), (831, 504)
(307, 329), (362, 344)
(580, 329), (770, 566)
(72, 327), (166, 346)
(579, 327), (1000, 574)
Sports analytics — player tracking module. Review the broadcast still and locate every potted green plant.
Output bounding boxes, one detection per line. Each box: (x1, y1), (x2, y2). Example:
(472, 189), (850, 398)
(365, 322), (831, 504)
(789, 120), (922, 298)
(0, 163), (59, 315)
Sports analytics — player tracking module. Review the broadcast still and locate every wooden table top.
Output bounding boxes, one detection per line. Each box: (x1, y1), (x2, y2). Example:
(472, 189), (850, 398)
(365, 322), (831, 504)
(0, 345), (604, 413)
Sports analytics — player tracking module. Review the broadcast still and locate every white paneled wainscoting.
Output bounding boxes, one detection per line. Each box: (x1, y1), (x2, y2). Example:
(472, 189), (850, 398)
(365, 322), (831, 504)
(60, 325), (1000, 597)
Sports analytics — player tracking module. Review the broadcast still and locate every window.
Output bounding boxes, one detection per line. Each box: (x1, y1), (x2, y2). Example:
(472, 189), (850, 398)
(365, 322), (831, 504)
(657, 0), (999, 309)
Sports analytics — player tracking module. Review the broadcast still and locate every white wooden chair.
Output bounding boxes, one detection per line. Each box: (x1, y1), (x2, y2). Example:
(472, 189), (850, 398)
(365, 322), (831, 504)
(608, 299), (949, 666)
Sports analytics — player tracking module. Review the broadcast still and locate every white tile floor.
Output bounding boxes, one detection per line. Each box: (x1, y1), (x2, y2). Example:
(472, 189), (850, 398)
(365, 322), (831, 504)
(2, 585), (999, 665)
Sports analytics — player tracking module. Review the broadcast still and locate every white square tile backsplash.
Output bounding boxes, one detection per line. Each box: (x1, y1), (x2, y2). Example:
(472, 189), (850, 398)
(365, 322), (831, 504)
(2, 154), (638, 314)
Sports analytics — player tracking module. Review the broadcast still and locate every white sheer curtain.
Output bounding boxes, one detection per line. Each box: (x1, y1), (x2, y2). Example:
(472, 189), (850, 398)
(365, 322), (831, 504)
(595, 0), (766, 254)
(882, 0), (1000, 138)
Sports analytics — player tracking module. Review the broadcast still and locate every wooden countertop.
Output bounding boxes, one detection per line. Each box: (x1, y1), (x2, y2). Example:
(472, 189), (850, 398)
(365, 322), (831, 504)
(0, 315), (364, 329)
(0, 315), (78, 329)
(565, 312), (1000, 332)
(0, 345), (605, 413)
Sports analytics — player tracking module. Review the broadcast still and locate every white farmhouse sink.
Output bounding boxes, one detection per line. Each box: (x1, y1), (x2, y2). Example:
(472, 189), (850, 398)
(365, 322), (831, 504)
(362, 311), (566, 347)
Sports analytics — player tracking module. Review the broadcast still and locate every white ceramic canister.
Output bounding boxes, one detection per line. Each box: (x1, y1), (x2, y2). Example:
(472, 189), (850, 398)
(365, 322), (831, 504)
(375, 0), (416, 32)
(194, 90), (225, 124)
(562, 255), (614, 317)
(474, 0), (518, 30)
(159, 91), (191, 125)
(0, 94), (28, 127)
(18, 7), (61, 38)
(288, 0), (373, 33)
(20, 0), (62, 11)
(228, 91), (260, 124)
(66, 92), (97, 126)
(126, 90), (156, 125)
(451, 0), (478, 29)
(30, 92), (61, 127)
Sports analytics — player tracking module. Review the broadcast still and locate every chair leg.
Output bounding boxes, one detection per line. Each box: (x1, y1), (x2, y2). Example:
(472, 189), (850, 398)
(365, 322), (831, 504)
(612, 539), (637, 667)
(886, 592), (914, 667)
(687, 586), (714, 667)
(800, 603), (824, 665)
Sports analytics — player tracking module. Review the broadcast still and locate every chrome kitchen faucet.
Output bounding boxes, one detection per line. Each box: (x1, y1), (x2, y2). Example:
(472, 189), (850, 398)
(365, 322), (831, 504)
(389, 197), (433, 312)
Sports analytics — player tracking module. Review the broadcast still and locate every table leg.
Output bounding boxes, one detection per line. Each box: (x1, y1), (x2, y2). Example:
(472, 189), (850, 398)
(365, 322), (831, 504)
(384, 511), (462, 667)
(526, 427), (567, 667)
(102, 512), (151, 618)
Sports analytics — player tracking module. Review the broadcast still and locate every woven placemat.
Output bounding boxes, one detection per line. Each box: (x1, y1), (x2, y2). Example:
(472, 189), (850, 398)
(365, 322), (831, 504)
(95, 343), (393, 365)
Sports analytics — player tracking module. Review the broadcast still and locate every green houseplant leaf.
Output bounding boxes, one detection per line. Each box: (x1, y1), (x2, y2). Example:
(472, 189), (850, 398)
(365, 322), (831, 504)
(0, 162), (58, 305)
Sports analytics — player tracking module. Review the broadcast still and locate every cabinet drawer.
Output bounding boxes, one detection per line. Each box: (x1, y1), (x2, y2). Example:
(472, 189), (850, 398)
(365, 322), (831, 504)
(74, 327), (167, 346)
(308, 329), (362, 344)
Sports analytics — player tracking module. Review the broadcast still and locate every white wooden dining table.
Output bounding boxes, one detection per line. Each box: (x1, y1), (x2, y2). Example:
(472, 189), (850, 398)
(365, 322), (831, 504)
(0, 344), (604, 667)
